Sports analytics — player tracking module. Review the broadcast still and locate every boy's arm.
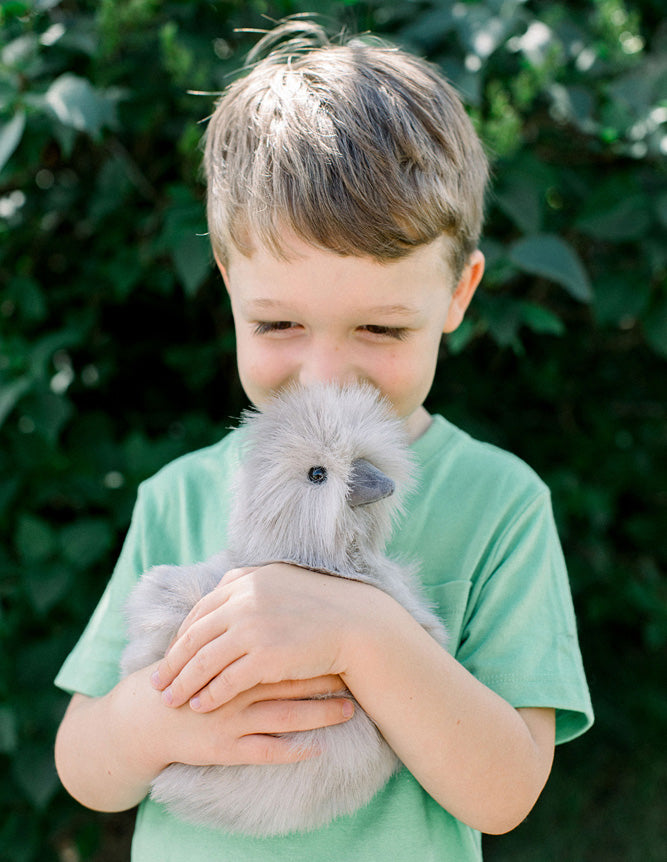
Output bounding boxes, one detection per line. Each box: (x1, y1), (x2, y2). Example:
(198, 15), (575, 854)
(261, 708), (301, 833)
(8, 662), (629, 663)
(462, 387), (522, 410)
(56, 668), (170, 812)
(154, 564), (555, 834)
(54, 668), (354, 813)
(339, 590), (555, 834)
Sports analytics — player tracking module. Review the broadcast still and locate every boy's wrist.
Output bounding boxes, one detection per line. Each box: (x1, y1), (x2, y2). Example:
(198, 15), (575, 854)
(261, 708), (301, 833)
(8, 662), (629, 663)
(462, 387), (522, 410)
(109, 664), (173, 783)
(337, 584), (408, 692)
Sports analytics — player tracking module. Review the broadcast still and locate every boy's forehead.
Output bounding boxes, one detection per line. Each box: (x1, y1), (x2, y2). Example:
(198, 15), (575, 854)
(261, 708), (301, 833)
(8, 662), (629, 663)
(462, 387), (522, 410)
(224, 233), (459, 322)
(226, 231), (458, 284)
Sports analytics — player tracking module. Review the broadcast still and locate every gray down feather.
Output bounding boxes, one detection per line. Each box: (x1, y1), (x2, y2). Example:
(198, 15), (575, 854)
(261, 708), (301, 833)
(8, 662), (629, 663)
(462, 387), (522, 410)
(120, 382), (448, 836)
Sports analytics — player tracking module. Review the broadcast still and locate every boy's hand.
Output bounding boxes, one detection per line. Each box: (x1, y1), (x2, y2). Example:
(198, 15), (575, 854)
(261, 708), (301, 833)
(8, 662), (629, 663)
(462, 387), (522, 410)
(155, 674), (354, 768)
(150, 564), (369, 712)
(55, 668), (354, 814)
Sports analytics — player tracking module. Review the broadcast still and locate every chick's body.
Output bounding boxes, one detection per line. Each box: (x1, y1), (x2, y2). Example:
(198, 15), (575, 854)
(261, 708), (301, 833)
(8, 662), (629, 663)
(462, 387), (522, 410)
(121, 383), (448, 836)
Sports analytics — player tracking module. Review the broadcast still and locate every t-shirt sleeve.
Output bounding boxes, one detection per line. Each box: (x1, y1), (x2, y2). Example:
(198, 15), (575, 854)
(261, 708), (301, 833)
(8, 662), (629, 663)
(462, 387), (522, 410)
(54, 434), (237, 700)
(456, 490), (593, 744)
(55, 483), (155, 698)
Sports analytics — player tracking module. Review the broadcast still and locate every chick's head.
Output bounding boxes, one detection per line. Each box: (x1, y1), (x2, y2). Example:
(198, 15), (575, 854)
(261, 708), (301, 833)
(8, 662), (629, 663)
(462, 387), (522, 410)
(228, 382), (415, 573)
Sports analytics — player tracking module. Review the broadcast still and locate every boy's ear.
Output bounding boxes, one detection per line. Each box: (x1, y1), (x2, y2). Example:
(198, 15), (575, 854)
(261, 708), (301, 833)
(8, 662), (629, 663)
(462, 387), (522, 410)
(442, 250), (485, 334)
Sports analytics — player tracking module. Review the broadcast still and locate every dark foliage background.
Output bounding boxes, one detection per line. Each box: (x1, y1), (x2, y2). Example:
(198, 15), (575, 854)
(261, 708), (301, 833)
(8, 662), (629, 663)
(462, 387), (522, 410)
(1, 0), (665, 859)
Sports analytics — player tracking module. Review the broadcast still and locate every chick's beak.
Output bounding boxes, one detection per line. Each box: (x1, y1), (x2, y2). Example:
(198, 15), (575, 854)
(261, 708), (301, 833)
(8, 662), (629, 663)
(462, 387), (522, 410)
(347, 459), (395, 507)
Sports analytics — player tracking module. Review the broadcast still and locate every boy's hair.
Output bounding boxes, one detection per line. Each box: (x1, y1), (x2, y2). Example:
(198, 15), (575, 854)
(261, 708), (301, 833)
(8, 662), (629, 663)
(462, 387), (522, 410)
(204, 20), (489, 280)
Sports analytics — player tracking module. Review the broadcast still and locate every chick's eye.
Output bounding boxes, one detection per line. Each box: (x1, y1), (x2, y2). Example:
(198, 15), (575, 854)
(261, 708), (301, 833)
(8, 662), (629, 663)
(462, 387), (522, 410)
(308, 466), (328, 484)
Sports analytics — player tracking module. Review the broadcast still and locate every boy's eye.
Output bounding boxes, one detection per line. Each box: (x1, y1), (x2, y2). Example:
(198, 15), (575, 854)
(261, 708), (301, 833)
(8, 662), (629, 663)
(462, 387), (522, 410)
(252, 322), (408, 340)
(360, 325), (409, 341)
(253, 321), (298, 335)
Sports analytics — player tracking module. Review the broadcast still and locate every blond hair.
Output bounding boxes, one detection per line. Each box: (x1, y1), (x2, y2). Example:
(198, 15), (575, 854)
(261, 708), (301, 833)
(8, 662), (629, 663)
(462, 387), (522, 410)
(204, 21), (488, 278)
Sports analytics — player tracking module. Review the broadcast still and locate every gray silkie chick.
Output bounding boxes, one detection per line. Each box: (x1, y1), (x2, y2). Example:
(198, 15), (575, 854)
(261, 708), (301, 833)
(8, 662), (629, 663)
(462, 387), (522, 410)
(120, 382), (448, 836)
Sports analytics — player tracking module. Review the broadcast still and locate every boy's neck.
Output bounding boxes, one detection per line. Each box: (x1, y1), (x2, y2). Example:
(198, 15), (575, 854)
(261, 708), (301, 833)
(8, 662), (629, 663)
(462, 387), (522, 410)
(405, 406), (432, 442)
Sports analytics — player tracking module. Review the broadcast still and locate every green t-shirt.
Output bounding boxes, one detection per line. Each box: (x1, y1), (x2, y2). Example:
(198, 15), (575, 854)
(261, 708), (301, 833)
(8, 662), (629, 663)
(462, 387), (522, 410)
(55, 414), (593, 861)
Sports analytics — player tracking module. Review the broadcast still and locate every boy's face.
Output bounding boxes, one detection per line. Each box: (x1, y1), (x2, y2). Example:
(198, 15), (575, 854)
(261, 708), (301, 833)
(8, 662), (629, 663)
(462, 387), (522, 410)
(219, 235), (483, 441)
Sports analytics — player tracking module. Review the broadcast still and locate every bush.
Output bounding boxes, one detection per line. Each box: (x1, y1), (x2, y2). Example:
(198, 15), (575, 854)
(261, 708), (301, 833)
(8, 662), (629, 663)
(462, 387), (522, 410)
(1, 1), (665, 858)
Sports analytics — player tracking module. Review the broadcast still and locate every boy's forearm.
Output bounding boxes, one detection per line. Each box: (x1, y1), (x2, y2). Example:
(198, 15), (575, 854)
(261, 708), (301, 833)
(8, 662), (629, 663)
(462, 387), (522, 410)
(147, 563), (554, 834)
(55, 666), (357, 813)
(340, 590), (555, 835)
(55, 665), (168, 812)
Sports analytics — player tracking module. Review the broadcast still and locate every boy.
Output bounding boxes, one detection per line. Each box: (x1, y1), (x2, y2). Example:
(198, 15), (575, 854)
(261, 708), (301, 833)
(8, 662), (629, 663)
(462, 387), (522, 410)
(54, 21), (593, 861)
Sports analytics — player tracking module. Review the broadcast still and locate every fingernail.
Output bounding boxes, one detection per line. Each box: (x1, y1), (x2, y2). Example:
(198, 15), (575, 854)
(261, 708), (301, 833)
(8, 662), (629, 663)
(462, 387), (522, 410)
(342, 700), (354, 718)
(162, 687), (173, 706)
(150, 670), (161, 688)
(190, 696), (201, 711)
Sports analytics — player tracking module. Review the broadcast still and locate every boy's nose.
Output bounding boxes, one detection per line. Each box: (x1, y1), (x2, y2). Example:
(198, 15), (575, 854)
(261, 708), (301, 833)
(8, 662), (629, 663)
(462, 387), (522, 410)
(297, 342), (359, 388)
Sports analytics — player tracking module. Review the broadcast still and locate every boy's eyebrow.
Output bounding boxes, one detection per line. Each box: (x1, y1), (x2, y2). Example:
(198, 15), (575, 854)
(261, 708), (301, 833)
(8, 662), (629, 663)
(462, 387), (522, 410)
(363, 303), (419, 317)
(245, 299), (289, 310)
(246, 299), (419, 317)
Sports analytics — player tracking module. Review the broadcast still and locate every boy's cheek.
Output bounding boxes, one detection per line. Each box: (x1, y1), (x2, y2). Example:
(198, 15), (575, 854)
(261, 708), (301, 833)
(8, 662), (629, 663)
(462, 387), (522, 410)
(237, 360), (286, 405)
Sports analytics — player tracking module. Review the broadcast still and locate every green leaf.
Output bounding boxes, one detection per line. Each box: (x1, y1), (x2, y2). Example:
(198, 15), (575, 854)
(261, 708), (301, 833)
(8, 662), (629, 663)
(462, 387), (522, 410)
(509, 233), (592, 302)
(21, 390), (73, 444)
(0, 3), (32, 23)
(60, 518), (114, 570)
(16, 515), (57, 564)
(0, 476), (20, 517)
(548, 84), (595, 130)
(607, 56), (667, 117)
(0, 376), (31, 430)
(25, 562), (72, 615)
(172, 232), (212, 297)
(88, 153), (134, 223)
(643, 298), (667, 359)
(445, 317), (480, 354)
(50, 119), (78, 158)
(656, 193), (667, 230)
(44, 73), (115, 138)
(7, 275), (47, 323)
(12, 746), (59, 810)
(1, 34), (39, 71)
(576, 195), (651, 241)
(28, 327), (84, 378)
(0, 109), (25, 174)
(0, 707), (18, 754)
(157, 185), (211, 296)
(518, 302), (565, 336)
(494, 175), (542, 233)
(478, 294), (523, 351)
(592, 273), (650, 328)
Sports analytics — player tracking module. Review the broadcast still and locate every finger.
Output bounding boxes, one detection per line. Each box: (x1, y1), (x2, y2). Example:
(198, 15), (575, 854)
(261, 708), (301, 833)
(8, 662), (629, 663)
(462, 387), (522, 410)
(172, 567), (253, 643)
(174, 580), (231, 642)
(232, 734), (321, 765)
(189, 653), (258, 712)
(250, 675), (347, 701)
(153, 605), (230, 692)
(161, 634), (243, 708)
(174, 604), (208, 643)
(188, 662), (347, 715)
(247, 696), (354, 735)
(219, 566), (256, 587)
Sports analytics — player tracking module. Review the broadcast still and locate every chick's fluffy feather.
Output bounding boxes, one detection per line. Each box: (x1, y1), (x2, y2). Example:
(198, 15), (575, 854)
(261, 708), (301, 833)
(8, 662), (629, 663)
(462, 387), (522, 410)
(121, 382), (447, 836)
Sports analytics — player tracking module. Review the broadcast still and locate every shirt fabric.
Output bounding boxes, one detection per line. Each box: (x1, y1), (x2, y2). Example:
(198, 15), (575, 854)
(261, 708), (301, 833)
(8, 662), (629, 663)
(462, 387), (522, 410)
(55, 414), (593, 861)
